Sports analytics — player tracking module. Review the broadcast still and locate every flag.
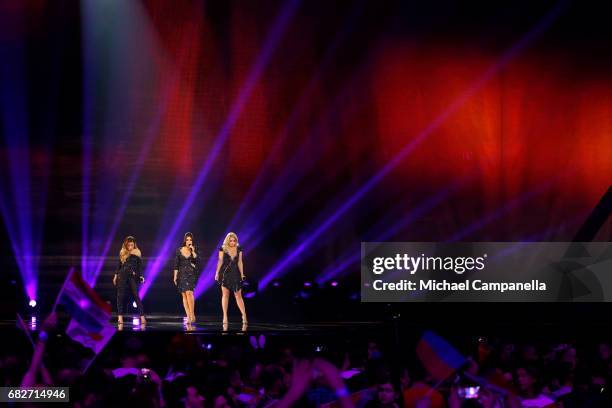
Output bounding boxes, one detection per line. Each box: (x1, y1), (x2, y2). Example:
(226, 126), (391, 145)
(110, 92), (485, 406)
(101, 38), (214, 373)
(416, 331), (467, 382)
(58, 268), (115, 354)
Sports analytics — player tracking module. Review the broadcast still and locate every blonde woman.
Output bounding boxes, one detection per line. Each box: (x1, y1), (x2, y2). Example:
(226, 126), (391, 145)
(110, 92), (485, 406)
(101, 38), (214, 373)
(215, 232), (247, 326)
(173, 232), (200, 323)
(112, 236), (145, 325)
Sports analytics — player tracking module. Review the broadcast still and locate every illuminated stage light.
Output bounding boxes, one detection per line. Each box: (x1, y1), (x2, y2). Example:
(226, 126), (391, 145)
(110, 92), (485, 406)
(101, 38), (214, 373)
(303, 281), (312, 288)
(29, 299), (37, 308)
(132, 301), (137, 308)
(330, 281), (338, 287)
(132, 317), (140, 325)
(272, 281), (281, 287)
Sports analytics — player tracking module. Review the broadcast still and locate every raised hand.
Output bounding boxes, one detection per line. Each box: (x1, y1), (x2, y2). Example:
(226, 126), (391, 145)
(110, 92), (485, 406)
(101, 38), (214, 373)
(313, 358), (345, 392)
(287, 359), (313, 400)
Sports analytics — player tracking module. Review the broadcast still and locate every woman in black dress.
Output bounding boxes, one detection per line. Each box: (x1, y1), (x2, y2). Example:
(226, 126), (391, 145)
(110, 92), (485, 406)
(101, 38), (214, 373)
(173, 232), (200, 323)
(215, 232), (247, 327)
(112, 236), (145, 326)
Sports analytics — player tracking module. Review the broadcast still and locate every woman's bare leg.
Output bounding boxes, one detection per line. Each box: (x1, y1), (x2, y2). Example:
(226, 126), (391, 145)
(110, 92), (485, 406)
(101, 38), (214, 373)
(186, 291), (195, 322)
(221, 286), (230, 324)
(181, 292), (190, 321)
(234, 289), (247, 323)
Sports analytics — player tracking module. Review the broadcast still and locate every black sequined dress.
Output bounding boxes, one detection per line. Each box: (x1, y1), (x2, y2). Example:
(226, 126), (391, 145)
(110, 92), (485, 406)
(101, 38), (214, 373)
(174, 248), (200, 293)
(218, 246), (243, 292)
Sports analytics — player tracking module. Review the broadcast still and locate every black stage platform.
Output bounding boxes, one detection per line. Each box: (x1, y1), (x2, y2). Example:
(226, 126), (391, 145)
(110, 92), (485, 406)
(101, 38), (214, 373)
(10, 313), (386, 335)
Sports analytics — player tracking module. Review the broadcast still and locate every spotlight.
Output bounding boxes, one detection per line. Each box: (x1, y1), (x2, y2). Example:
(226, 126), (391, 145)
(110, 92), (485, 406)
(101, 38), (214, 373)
(303, 281), (312, 288)
(272, 281), (281, 288)
(132, 301), (137, 308)
(330, 281), (338, 287)
(132, 317), (140, 325)
(29, 299), (37, 308)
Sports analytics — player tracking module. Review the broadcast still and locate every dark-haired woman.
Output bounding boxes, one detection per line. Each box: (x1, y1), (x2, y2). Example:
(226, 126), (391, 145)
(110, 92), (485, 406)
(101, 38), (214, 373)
(173, 232), (200, 323)
(113, 236), (145, 325)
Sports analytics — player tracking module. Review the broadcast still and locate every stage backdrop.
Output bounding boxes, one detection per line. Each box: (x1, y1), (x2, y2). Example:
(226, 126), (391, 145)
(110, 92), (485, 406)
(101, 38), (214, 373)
(0, 0), (610, 314)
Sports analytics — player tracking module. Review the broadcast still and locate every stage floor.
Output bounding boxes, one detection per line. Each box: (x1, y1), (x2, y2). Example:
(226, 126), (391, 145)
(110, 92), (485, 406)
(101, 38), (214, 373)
(9, 313), (386, 335)
(113, 314), (385, 334)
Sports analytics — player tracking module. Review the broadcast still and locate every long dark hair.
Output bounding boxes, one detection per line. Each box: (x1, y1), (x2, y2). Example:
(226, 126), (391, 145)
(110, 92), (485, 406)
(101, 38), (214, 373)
(182, 232), (195, 249)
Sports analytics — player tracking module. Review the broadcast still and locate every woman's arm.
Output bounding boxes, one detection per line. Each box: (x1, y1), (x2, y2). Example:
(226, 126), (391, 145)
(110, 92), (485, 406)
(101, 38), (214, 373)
(173, 250), (179, 285)
(113, 259), (121, 286)
(192, 246), (201, 270)
(215, 251), (223, 280)
(238, 251), (245, 279)
(137, 255), (144, 282)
